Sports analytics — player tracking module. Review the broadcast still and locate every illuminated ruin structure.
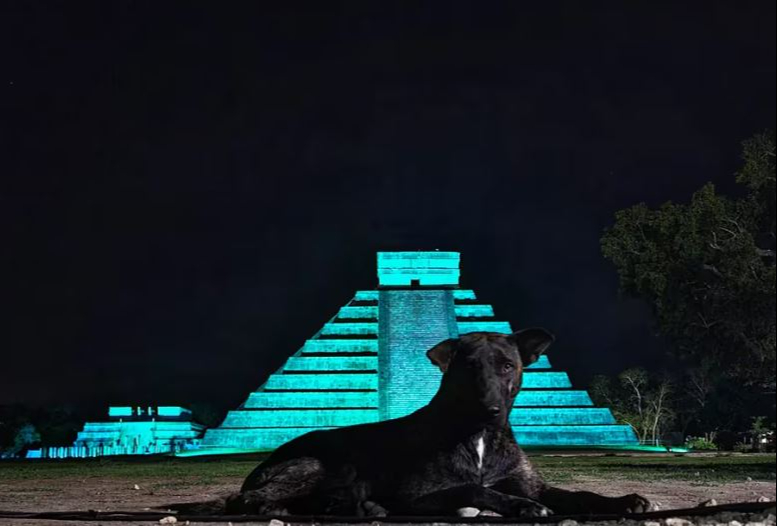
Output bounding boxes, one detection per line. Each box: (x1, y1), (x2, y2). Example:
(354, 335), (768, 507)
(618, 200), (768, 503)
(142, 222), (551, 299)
(202, 251), (638, 452)
(29, 406), (204, 458)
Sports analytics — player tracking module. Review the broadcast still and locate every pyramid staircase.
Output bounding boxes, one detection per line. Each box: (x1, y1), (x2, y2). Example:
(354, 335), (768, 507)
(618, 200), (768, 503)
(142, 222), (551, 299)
(202, 252), (638, 452)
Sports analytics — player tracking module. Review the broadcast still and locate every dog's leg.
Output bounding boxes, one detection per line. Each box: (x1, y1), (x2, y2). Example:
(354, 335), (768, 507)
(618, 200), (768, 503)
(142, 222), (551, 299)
(538, 486), (652, 515)
(407, 484), (551, 517)
(227, 457), (326, 515)
(490, 476), (651, 515)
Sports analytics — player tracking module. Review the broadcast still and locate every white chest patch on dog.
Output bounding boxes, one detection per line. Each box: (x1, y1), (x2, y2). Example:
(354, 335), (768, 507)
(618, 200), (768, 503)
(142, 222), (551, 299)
(475, 436), (486, 470)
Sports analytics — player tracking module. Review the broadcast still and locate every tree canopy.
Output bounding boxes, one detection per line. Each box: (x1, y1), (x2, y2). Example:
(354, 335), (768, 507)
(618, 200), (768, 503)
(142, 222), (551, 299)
(601, 132), (776, 394)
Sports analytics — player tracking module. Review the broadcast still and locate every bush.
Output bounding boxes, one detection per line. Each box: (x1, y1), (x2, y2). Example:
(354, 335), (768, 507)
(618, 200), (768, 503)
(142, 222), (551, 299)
(685, 436), (717, 451)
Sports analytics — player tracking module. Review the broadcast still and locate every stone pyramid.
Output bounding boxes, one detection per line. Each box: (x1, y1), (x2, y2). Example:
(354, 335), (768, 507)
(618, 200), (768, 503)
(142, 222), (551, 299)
(202, 252), (638, 452)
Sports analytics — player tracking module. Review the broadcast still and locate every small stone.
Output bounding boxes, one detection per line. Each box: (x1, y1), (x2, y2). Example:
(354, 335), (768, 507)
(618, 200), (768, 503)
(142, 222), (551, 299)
(728, 521), (743, 526)
(457, 507), (480, 517)
(747, 477), (754, 482)
(478, 510), (503, 517)
(158, 517), (177, 525)
(665, 518), (694, 526)
(644, 521), (661, 526)
(269, 520), (285, 526)
(757, 496), (771, 502)
(698, 499), (718, 507)
(133, 484), (141, 490)
(558, 520), (578, 526)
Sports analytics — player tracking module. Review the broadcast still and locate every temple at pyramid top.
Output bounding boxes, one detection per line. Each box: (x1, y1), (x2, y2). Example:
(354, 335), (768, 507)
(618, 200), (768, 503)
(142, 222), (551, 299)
(202, 251), (638, 453)
(377, 251), (460, 287)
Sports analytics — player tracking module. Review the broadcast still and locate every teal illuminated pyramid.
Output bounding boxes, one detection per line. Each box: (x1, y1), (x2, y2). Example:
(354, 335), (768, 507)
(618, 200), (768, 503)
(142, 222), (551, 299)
(202, 252), (638, 451)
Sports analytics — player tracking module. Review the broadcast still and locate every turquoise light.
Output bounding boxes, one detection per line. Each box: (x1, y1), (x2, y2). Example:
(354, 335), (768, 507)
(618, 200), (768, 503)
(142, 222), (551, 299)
(41, 406), (203, 458)
(223, 409), (379, 428)
(521, 372), (572, 389)
(452, 290), (477, 300)
(108, 406), (132, 418)
(510, 408), (615, 425)
(377, 251), (461, 287)
(284, 356), (378, 371)
(264, 373), (377, 390)
(320, 323), (378, 336)
(201, 251), (639, 453)
(526, 355), (551, 369)
(245, 391), (378, 409)
(354, 290), (379, 302)
(454, 305), (495, 318)
(300, 339), (377, 353)
(338, 306), (378, 319)
(458, 321), (513, 334)
(515, 390), (593, 407)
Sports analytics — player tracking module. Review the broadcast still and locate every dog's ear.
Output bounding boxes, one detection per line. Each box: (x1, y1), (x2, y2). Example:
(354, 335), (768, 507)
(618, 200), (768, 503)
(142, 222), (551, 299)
(509, 328), (555, 366)
(426, 338), (458, 373)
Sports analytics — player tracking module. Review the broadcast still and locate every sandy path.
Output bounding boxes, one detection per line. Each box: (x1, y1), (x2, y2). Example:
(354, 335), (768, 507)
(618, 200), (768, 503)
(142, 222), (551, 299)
(1, 475), (774, 525)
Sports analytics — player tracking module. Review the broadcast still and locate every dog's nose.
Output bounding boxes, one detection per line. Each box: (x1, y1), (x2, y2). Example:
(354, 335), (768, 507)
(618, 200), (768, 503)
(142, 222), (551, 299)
(487, 406), (501, 417)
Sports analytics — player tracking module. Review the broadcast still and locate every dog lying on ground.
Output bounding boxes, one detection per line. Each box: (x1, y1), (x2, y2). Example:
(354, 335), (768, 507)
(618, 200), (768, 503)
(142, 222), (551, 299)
(206, 329), (651, 518)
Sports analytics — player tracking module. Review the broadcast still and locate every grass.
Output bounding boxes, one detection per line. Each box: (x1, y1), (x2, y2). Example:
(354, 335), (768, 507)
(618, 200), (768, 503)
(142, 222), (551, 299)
(0, 452), (773, 485)
(532, 453), (777, 484)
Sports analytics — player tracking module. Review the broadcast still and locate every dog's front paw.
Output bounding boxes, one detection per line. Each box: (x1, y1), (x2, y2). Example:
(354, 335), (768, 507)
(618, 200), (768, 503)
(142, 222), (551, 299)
(225, 492), (289, 515)
(514, 502), (553, 518)
(617, 493), (652, 514)
(362, 500), (388, 517)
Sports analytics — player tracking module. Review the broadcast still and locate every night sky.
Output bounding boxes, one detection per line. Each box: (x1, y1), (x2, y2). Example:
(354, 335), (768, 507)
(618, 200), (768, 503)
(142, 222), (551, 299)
(2, 2), (775, 415)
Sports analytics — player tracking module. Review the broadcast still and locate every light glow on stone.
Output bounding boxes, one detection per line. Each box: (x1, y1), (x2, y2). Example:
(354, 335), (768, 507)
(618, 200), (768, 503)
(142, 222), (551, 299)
(201, 251), (639, 453)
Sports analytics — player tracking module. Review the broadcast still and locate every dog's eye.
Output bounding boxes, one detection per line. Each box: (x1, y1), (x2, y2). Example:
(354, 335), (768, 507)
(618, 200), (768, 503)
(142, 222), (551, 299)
(502, 363), (514, 373)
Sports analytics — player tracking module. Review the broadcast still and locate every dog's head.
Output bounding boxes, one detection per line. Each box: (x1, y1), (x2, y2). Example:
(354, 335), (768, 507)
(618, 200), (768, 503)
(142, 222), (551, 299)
(426, 328), (555, 428)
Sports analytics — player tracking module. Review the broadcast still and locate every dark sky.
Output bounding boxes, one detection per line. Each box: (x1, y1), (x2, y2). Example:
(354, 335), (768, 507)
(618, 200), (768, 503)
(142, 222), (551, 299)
(1, 2), (775, 414)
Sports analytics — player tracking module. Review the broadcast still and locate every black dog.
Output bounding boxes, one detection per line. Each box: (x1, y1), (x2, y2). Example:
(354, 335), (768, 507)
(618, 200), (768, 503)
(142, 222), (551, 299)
(220, 329), (651, 517)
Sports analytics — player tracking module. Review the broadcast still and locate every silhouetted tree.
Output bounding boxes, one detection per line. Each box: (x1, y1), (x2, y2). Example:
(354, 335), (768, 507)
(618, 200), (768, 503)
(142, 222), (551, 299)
(601, 132), (776, 429)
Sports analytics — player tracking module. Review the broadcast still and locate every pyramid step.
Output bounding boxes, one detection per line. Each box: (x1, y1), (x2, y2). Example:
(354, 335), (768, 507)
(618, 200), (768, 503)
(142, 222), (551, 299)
(353, 291), (378, 302)
(202, 427), (324, 451)
(515, 390), (593, 407)
(510, 408), (615, 426)
(221, 409), (379, 428)
(263, 372), (565, 391)
(284, 356), (378, 372)
(520, 372), (571, 389)
(222, 408), (615, 428)
(513, 424), (638, 446)
(452, 290), (477, 301)
(454, 305), (495, 318)
(244, 391), (378, 409)
(321, 323), (378, 336)
(203, 424), (638, 451)
(301, 340), (378, 354)
(526, 355), (551, 369)
(458, 321), (512, 334)
(338, 306), (378, 319)
(265, 373), (377, 390)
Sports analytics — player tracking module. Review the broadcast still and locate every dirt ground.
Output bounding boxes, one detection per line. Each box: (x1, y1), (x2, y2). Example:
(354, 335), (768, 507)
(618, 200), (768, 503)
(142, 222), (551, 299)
(0, 454), (774, 525)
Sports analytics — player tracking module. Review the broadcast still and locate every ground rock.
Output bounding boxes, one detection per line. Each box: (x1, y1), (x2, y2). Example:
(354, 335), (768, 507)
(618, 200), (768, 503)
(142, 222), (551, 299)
(456, 507), (480, 517)
(478, 509), (502, 517)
